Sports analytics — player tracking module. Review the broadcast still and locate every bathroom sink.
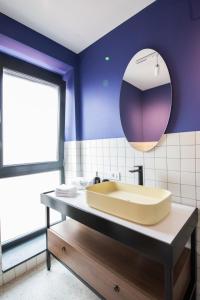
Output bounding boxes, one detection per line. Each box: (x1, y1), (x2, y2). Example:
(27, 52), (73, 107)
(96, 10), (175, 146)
(86, 182), (171, 225)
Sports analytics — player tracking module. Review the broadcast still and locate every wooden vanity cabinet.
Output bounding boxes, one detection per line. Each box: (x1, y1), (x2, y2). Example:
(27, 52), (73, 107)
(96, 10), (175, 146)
(48, 219), (190, 300)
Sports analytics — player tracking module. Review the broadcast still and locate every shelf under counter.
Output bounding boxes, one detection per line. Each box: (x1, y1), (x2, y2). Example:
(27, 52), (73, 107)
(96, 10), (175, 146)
(41, 190), (198, 300)
(48, 219), (190, 300)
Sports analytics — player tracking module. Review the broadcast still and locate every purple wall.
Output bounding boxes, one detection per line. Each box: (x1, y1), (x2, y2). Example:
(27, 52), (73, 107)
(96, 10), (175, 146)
(79, 0), (200, 140)
(120, 81), (142, 142)
(120, 82), (171, 142)
(0, 13), (76, 67)
(0, 13), (79, 141)
(143, 84), (171, 141)
(1, 0), (200, 141)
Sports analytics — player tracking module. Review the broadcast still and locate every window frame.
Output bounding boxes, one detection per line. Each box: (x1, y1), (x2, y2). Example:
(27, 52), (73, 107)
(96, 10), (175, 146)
(0, 52), (66, 180)
(0, 53), (66, 258)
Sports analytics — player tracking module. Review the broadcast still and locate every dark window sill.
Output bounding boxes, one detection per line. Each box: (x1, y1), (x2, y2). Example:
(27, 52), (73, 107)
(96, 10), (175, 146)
(2, 233), (46, 272)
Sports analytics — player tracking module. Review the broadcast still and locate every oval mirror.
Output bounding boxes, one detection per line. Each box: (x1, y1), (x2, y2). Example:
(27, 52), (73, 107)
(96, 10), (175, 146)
(120, 49), (172, 152)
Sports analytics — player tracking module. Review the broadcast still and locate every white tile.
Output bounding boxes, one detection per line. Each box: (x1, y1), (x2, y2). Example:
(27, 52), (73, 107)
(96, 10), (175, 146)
(110, 156), (117, 167)
(155, 158), (167, 170)
(167, 159), (180, 171)
(154, 146), (166, 158)
(126, 146), (134, 158)
(110, 148), (117, 157)
(134, 157), (144, 165)
(181, 198), (196, 207)
(197, 187), (200, 201)
(197, 159), (200, 172)
(117, 156), (125, 167)
(196, 173), (200, 186)
(134, 149), (143, 158)
(118, 167), (126, 178)
(167, 146), (180, 158)
(180, 131), (195, 145)
(167, 133), (180, 145)
(181, 145), (195, 159)
(36, 252), (46, 265)
(26, 257), (37, 271)
(167, 171), (181, 184)
(15, 263), (27, 277)
(91, 139), (97, 147)
(3, 269), (15, 284)
(181, 172), (196, 185)
(181, 185), (196, 199)
(144, 158), (155, 169)
(155, 170), (168, 182)
(143, 149), (154, 158)
(118, 147), (125, 157)
(145, 169), (155, 181)
(109, 138), (117, 148)
(196, 145), (200, 158)
(196, 131), (200, 144)
(155, 181), (168, 189)
(168, 183), (180, 196)
(181, 159), (195, 172)
(126, 156), (134, 167)
(117, 138), (125, 148)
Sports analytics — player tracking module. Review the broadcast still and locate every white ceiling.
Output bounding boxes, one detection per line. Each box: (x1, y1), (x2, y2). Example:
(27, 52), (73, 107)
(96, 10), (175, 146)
(0, 0), (155, 54)
(123, 49), (171, 91)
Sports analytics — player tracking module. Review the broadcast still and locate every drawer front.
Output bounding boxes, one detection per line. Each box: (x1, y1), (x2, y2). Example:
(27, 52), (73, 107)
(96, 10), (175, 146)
(48, 230), (150, 300)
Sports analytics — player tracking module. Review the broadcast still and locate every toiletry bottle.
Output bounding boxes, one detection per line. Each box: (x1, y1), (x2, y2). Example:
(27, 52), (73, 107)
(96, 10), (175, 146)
(94, 172), (101, 184)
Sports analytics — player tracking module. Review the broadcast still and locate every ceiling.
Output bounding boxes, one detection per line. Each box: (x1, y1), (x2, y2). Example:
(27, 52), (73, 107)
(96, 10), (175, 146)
(0, 0), (155, 54)
(123, 49), (171, 91)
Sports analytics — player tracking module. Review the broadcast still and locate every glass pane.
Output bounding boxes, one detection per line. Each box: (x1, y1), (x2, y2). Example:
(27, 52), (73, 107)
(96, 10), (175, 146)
(2, 69), (59, 165)
(0, 171), (60, 243)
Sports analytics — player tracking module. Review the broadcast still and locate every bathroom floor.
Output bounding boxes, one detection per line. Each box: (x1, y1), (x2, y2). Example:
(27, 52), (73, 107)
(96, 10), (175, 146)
(0, 261), (100, 300)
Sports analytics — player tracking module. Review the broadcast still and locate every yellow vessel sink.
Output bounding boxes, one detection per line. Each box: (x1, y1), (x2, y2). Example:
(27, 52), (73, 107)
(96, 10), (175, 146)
(86, 182), (171, 225)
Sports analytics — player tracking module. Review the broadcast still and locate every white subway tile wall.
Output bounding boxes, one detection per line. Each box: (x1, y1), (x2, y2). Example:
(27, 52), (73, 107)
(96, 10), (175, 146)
(64, 131), (200, 297)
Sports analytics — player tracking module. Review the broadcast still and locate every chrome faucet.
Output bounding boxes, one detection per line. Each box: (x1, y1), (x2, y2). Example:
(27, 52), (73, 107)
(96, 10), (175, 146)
(129, 165), (143, 185)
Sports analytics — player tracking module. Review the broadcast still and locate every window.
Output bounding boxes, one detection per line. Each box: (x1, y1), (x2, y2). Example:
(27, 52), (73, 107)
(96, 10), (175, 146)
(0, 171), (60, 243)
(3, 69), (60, 165)
(0, 53), (65, 250)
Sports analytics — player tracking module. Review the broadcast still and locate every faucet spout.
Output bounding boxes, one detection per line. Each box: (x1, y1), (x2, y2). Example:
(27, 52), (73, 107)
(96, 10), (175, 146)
(129, 165), (143, 185)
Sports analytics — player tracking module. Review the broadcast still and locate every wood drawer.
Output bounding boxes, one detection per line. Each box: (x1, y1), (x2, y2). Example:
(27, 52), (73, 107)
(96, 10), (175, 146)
(48, 230), (150, 300)
(48, 220), (191, 300)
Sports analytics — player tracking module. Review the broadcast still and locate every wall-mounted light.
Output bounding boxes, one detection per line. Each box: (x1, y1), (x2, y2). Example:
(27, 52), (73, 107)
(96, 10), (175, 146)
(136, 51), (160, 77)
(154, 53), (160, 77)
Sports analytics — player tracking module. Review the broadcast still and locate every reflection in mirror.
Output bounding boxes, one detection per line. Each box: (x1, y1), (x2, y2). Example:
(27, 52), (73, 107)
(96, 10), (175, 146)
(120, 49), (172, 152)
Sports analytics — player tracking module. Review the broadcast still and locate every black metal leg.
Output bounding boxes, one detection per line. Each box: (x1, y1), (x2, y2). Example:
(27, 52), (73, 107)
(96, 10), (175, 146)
(191, 229), (197, 300)
(164, 266), (173, 300)
(182, 229), (197, 300)
(46, 206), (51, 271)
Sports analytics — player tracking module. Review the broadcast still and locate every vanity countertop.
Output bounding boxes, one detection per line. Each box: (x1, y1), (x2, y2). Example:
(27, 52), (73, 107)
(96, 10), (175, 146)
(41, 190), (196, 245)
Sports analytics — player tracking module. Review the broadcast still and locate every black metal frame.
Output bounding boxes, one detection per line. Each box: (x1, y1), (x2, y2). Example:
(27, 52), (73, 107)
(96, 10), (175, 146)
(42, 192), (198, 300)
(0, 52), (66, 249)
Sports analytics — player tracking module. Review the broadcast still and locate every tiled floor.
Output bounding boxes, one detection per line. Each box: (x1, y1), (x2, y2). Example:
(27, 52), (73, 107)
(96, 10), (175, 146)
(0, 261), (100, 300)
